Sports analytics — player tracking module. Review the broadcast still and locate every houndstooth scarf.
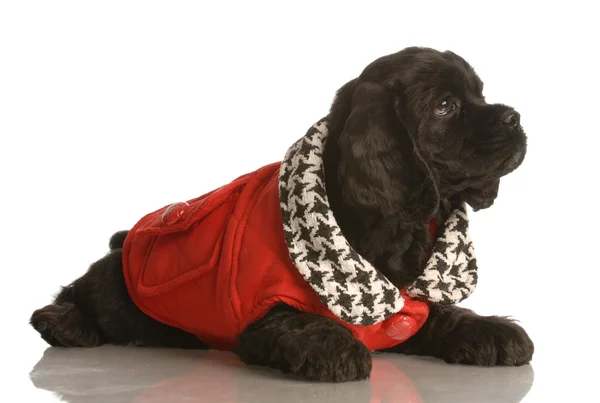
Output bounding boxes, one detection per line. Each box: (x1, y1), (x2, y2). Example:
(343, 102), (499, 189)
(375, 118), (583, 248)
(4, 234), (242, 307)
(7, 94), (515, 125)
(278, 119), (478, 326)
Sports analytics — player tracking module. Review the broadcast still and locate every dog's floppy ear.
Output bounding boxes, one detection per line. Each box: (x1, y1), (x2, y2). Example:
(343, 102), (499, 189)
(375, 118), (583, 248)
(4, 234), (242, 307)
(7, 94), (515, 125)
(459, 179), (500, 211)
(328, 78), (439, 219)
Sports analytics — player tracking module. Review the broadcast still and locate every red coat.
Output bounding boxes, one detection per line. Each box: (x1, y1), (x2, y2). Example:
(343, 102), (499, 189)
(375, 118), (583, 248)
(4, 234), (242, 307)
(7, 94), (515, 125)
(122, 161), (432, 351)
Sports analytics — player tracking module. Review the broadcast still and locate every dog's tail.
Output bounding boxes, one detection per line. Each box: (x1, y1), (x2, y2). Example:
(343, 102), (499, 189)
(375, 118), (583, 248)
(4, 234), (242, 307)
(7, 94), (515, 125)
(109, 230), (129, 250)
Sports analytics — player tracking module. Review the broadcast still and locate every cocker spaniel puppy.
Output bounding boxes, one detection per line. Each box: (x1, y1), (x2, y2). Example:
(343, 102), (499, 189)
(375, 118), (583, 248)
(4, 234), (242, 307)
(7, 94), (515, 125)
(30, 46), (532, 382)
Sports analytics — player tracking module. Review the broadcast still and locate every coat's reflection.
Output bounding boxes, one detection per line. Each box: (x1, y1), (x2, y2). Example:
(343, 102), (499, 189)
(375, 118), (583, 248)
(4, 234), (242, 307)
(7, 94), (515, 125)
(30, 346), (533, 403)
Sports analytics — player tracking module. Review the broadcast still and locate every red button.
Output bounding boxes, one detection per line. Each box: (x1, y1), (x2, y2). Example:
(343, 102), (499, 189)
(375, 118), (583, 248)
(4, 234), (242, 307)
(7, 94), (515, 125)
(161, 202), (189, 225)
(385, 315), (417, 341)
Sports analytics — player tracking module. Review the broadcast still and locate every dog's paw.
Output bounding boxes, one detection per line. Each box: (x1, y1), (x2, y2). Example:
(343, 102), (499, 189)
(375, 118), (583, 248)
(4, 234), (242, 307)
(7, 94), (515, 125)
(278, 330), (372, 382)
(442, 316), (534, 366)
(30, 303), (103, 347)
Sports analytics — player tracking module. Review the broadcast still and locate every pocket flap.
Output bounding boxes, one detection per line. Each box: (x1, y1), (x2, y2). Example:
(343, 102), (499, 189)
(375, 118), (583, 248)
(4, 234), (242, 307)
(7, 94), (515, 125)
(131, 178), (247, 297)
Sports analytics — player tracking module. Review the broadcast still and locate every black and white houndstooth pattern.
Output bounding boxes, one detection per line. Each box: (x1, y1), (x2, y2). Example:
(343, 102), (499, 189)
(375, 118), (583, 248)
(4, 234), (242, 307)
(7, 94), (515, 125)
(278, 119), (478, 326)
(406, 203), (478, 303)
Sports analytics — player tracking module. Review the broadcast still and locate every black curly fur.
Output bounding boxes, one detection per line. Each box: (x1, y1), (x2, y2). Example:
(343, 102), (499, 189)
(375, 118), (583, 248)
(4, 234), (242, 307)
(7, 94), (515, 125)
(383, 304), (534, 366)
(30, 46), (532, 382)
(108, 230), (128, 250)
(236, 305), (372, 382)
(30, 250), (207, 350)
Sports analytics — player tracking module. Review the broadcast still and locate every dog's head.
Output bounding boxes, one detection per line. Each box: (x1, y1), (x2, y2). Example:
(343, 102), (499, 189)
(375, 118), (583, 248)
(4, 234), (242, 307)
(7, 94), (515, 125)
(327, 47), (527, 215)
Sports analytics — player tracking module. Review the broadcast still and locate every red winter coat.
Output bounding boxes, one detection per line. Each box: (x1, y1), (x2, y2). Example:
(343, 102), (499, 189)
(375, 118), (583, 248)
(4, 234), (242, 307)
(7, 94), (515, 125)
(122, 161), (434, 351)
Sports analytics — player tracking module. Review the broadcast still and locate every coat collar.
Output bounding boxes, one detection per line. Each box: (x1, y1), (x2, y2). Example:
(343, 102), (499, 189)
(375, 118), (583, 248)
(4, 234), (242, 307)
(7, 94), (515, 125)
(278, 119), (478, 326)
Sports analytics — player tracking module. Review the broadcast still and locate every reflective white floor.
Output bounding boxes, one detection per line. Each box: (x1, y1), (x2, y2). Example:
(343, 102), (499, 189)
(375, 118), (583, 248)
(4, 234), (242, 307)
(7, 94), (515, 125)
(4, 304), (596, 403)
(4, 296), (597, 403)
(27, 346), (533, 403)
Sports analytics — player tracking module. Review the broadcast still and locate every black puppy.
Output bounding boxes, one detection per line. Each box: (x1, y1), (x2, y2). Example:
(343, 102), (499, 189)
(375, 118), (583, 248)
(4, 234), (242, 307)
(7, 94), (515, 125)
(30, 47), (533, 382)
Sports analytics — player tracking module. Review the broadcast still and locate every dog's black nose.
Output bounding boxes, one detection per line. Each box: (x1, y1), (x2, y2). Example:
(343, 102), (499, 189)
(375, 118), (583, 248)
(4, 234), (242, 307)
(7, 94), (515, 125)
(501, 110), (520, 128)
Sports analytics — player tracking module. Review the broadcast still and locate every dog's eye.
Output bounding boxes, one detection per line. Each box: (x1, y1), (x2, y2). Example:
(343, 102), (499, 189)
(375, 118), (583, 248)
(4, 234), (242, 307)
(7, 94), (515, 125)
(434, 99), (455, 116)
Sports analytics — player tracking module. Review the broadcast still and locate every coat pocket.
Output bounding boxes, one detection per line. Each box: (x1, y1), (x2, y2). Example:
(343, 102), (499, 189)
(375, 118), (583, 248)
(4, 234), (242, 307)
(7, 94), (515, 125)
(131, 180), (245, 297)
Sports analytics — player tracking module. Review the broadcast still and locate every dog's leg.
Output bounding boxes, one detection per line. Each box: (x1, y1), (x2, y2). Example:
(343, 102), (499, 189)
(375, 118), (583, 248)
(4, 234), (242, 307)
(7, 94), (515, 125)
(384, 304), (534, 366)
(236, 305), (372, 382)
(30, 244), (206, 350)
(30, 288), (106, 347)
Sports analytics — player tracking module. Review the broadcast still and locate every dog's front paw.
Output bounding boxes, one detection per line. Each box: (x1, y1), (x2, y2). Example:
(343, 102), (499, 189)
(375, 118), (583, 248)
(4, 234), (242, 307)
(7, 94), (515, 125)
(291, 333), (372, 382)
(237, 308), (372, 382)
(442, 316), (534, 366)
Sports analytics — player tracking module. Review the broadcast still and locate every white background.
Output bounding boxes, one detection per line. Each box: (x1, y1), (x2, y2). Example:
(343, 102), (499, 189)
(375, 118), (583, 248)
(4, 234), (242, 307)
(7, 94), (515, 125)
(1, 1), (598, 401)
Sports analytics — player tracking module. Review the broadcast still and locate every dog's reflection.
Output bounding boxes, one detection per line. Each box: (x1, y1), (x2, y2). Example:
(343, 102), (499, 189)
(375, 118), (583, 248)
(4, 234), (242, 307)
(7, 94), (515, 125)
(30, 347), (533, 403)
